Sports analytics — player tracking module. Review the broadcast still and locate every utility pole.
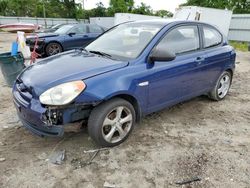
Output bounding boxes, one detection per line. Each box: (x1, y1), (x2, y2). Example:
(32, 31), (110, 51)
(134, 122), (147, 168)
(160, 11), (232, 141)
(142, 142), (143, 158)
(82, 0), (86, 9)
(43, 0), (47, 28)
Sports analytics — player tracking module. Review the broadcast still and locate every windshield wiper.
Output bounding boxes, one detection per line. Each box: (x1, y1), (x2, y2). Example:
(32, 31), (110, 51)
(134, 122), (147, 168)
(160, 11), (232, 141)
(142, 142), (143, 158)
(76, 47), (89, 54)
(89, 50), (112, 59)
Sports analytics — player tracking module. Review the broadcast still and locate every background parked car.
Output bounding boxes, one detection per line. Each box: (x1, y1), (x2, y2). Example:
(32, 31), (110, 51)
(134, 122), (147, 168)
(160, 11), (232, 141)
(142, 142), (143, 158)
(26, 23), (106, 56)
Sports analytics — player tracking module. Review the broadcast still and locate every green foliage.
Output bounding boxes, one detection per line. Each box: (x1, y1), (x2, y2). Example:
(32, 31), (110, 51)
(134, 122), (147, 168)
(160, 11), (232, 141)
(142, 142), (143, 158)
(0, 0), (174, 19)
(109, 0), (134, 14)
(0, 0), (8, 16)
(132, 2), (153, 15)
(154, 10), (173, 17)
(229, 41), (249, 52)
(182, 0), (250, 14)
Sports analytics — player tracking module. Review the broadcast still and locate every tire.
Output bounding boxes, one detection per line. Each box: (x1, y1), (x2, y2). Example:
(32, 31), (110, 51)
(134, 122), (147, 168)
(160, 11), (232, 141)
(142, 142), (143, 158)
(88, 98), (136, 147)
(208, 71), (232, 101)
(45, 42), (62, 56)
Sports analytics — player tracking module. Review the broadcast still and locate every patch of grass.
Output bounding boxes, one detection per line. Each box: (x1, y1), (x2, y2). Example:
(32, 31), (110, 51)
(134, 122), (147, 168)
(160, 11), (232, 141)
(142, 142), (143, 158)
(229, 41), (249, 52)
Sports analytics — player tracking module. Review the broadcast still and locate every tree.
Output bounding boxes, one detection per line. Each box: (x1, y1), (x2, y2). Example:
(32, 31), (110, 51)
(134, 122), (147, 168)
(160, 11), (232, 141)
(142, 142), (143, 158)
(92, 2), (107, 17)
(108, 0), (134, 16)
(132, 2), (153, 15)
(0, 0), (8, 16)
(5, 0), (38, 16)
(154, 10), (173, 17)
(0, 0), (175, 19)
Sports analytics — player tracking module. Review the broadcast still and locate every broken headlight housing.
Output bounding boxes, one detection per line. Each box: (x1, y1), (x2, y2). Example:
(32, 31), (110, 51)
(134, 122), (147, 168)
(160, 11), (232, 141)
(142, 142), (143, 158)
(39, 81), (86, 105)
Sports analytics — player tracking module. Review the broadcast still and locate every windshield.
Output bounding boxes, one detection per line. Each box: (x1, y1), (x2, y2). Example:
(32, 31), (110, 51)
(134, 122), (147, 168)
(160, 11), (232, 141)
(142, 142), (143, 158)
(85, 22), (163, 60)
(51, 24), (62, 29)
(55, 25), (74, 34)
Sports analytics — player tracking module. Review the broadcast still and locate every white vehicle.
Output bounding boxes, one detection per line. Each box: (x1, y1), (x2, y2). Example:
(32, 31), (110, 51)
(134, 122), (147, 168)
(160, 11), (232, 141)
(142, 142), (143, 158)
(89, 17), (114, 29)
(114, 13), (162, 25)
(174, 6), (232, 36)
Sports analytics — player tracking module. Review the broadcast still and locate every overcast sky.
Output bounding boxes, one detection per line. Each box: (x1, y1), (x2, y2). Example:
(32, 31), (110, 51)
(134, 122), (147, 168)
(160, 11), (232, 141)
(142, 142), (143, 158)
(77, 0), (187, 13)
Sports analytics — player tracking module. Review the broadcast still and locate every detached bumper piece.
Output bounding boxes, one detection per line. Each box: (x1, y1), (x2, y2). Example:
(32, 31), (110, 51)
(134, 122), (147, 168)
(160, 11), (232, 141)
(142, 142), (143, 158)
(19, 115), (64, 137)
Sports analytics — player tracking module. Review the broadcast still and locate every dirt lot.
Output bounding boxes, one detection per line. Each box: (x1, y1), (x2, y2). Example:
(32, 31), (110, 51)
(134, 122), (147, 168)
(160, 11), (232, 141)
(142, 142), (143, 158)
(0, 33), (250, 188)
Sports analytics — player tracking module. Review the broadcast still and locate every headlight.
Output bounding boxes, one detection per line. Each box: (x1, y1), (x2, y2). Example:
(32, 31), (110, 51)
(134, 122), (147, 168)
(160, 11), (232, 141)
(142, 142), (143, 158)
(39, 81), (86, 105)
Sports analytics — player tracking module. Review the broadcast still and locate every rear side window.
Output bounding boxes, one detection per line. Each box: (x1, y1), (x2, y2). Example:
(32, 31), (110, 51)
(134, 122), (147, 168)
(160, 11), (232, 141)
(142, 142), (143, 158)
(70, 25), (87, 34)
(203, 26), (222, 48)
(89, 25), (103, 33)
(157, 25), (200, 54)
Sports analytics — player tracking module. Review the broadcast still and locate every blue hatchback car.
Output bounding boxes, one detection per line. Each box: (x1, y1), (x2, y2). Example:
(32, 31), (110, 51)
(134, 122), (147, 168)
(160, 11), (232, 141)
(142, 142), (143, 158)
(13, 20), (236, 146)
(26, 23), (105, 57)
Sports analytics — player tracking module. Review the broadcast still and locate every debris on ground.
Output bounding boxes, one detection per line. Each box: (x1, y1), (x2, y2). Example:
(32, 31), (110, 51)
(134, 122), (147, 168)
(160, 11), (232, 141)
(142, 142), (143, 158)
(175, 177), (201, 185)
(37, 152), (47, 160)
(71, 148), (109, 168)
(7, 120), (20, 124)
(72, 150), (100, 168)
(49, 150), (65, 165)
(0, 157), (6, 162)
(103, 181), (116, 188)
(83, 147), (109, 153)
(86, 150), (99, 165)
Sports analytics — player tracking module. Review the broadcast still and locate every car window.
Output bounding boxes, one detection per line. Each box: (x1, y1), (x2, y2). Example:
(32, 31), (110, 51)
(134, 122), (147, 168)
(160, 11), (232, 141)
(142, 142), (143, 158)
(157, 25), (200, 54)
(89, 25), (103, 33)
(54, 25), (74, 34)
(203, 26), (222, 48)
(69, 25), (87, 34)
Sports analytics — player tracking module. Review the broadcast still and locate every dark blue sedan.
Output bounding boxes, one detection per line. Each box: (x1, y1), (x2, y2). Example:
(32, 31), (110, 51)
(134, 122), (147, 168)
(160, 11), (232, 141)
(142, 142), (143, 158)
(13, 20), (236, 146)
(26, 23), (105, 56)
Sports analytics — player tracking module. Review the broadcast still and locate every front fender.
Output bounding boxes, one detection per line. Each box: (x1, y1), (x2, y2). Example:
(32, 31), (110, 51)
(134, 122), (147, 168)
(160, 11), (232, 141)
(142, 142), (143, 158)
(75, 64), (149, 114)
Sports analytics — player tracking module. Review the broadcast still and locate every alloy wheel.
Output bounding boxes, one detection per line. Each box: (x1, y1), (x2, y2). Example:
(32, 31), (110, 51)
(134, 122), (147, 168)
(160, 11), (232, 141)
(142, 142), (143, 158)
(218, 74), (230, 98)
(48, 44), (61, 56)
(102, 106), (133, 144)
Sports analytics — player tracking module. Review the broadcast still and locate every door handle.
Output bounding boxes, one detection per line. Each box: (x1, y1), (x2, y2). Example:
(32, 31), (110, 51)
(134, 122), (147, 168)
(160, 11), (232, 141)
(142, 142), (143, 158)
(195, 57), (205, 65)
(83, 35), (88, 37)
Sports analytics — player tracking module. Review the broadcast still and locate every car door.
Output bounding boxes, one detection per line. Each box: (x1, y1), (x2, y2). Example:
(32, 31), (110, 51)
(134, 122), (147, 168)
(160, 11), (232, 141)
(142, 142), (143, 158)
(147, 25), (207, 113)
(199, 25), (231, 88)
(63, 25), (88, 50)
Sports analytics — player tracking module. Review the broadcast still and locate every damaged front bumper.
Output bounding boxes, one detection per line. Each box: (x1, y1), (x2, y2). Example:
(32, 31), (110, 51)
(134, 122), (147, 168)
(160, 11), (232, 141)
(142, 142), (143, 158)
(13, 83), (94, 137)
(26, 39), (46, 55)
(18, 115), (64, 137)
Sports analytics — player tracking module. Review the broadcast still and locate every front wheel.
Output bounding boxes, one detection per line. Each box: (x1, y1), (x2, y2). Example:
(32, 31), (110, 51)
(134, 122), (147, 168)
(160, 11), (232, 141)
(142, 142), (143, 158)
(45, 42), (62, 56)
(208, 71), (232, 101)
(88, 98), (136, 147)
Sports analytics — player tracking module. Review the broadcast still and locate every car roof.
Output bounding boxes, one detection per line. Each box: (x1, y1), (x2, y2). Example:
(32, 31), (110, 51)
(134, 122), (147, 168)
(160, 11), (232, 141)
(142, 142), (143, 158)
(130, 19), (212, 27)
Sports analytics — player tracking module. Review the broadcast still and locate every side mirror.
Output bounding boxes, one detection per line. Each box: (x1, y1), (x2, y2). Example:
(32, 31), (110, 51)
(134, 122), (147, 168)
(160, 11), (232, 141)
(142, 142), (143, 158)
(149, 45), (176, 63)
(68, 32), (76, 36)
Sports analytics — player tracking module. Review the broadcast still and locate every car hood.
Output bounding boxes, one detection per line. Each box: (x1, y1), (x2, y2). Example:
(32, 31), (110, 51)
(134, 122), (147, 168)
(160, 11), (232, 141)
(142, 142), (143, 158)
(18, 50), (129, 95)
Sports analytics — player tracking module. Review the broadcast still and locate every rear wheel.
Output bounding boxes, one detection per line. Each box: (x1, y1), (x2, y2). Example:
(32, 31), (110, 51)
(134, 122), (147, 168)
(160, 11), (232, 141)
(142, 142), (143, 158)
(45, 42), (62, 56)
(209, 71), (232, 101)
(88, 98), (136, 147)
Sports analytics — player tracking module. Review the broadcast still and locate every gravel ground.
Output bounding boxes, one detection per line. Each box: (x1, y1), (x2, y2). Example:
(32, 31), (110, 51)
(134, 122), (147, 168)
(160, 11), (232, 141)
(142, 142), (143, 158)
(0, 33), (250, 188)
